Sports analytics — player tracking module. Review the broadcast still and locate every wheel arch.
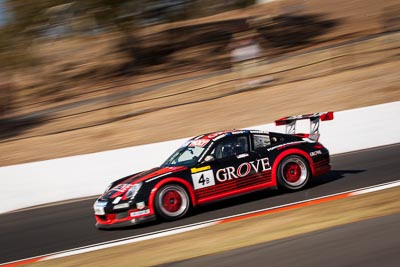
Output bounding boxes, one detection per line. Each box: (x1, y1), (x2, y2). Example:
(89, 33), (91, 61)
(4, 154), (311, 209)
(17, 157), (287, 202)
(148, 177), (196, 215)
(271, 148), (315, 184)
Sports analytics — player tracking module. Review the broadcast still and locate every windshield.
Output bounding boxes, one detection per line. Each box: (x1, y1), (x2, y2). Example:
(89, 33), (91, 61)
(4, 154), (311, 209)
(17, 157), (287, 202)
(161, 139), (210, 167)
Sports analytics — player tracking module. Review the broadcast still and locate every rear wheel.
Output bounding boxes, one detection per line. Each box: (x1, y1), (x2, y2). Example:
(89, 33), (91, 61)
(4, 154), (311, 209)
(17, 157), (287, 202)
(155, 184), (190, 221)
(277, 155), (310, 190)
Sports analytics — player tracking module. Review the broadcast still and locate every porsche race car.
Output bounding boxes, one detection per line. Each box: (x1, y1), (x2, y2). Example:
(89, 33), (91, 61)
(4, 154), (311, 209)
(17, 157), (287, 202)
(94, 112), (333, 229)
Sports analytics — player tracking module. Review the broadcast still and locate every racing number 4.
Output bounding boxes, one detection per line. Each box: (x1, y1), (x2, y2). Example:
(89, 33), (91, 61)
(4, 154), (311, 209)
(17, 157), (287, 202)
(192, 170), (216, 190)
(198, 174), (209, 185)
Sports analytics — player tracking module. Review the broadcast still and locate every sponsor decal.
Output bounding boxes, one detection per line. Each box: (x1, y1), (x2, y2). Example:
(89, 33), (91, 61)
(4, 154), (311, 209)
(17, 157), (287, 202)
(278, 112), (332, 123)
(189, 139), (209, 147)
(112, 197), (122, 204)
(267, 141), (306, 151)
(192, 169), (216, 190)
(310, 150), (322, 156)
(136, 202), (145, 210)
(130, 209), (150, 217)
(112, 183), (134, 193)
(284, 113), (321, 121)
(236, 153), (249, 159)
(113, 203), (129, 210)
(191, 165), (211, 174)
(285, 114), (310, 120)
(250, 130), (267, 134)
(216, 157), (271, 182)
(212, 134), (226, 141)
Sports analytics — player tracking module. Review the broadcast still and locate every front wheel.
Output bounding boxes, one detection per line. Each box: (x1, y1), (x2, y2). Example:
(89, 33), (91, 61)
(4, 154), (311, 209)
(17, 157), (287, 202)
(154, 184), (190, 221)
(277, 155), (310, 191)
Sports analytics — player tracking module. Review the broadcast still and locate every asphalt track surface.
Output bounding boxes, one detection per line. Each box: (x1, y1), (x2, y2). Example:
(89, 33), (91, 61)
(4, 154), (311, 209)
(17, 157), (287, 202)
(0, 144), (399, 264)
(161, 213), (400, 267)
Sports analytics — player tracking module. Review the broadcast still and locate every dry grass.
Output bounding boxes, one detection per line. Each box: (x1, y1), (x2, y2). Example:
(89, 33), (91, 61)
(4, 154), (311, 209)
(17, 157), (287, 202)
(29, 186), (400, 267)
(1, 0), (400, 166)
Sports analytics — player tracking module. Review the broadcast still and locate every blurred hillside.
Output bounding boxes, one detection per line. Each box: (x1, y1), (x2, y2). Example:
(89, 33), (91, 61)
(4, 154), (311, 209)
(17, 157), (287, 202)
(0, 0), (399, 165)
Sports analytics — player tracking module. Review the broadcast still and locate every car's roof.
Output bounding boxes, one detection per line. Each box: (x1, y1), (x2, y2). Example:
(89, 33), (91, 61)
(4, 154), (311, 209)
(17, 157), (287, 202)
(192, 129), (270, 142)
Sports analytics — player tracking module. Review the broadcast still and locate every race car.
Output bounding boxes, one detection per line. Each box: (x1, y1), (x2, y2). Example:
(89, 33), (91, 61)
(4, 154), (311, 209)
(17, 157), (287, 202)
(94, 112), (333, 229)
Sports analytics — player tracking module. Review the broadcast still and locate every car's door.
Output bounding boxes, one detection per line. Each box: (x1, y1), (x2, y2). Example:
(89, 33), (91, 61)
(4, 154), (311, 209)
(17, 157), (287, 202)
(191, 134), (271, 203)
(250, 133), (275, 184)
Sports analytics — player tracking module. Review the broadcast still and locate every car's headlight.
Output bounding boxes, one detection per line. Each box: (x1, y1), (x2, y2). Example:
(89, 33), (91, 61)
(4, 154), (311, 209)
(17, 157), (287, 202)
(126, 182), (142, 199)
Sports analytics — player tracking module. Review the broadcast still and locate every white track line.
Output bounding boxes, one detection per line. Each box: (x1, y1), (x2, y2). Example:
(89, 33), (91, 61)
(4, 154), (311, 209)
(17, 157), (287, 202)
(1, 180), (399, 267)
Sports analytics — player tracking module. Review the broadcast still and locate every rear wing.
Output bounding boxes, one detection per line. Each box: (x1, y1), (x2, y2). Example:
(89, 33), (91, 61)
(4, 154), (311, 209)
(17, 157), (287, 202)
(275, 112), (334, 141)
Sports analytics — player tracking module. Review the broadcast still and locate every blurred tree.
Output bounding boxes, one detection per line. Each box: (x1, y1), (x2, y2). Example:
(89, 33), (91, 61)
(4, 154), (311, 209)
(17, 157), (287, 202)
(0, 0), (69, 72)
(1, 0), (256, 71)
(0, 0), (258, 89)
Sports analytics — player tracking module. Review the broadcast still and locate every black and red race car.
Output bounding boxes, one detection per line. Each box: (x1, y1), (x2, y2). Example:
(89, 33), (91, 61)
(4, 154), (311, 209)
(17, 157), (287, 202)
(94, 112), (333, 229)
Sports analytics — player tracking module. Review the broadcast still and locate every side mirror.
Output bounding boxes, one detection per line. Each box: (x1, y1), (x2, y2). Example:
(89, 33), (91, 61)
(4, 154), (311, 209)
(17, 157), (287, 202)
(203, 155), (215, 163)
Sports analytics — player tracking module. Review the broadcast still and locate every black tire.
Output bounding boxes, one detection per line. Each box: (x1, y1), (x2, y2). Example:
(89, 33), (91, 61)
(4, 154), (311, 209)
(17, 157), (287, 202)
(154, 184), (190, 221)
(277, 155), (310, 191)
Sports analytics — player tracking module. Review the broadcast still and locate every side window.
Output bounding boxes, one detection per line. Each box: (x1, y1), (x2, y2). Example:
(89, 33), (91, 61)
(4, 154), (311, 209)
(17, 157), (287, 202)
(214, 136), (249, 159)
(253, 134), (271, 150)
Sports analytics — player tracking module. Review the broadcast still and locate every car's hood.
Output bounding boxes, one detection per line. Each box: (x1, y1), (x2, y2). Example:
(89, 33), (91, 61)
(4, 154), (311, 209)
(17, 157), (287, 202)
(102, 166), (187, 200)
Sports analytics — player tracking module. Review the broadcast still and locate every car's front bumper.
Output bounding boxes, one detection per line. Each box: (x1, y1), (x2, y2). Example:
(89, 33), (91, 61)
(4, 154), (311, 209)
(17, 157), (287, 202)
(96, 214), (157, 229)
(94, 200), (156, 229)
